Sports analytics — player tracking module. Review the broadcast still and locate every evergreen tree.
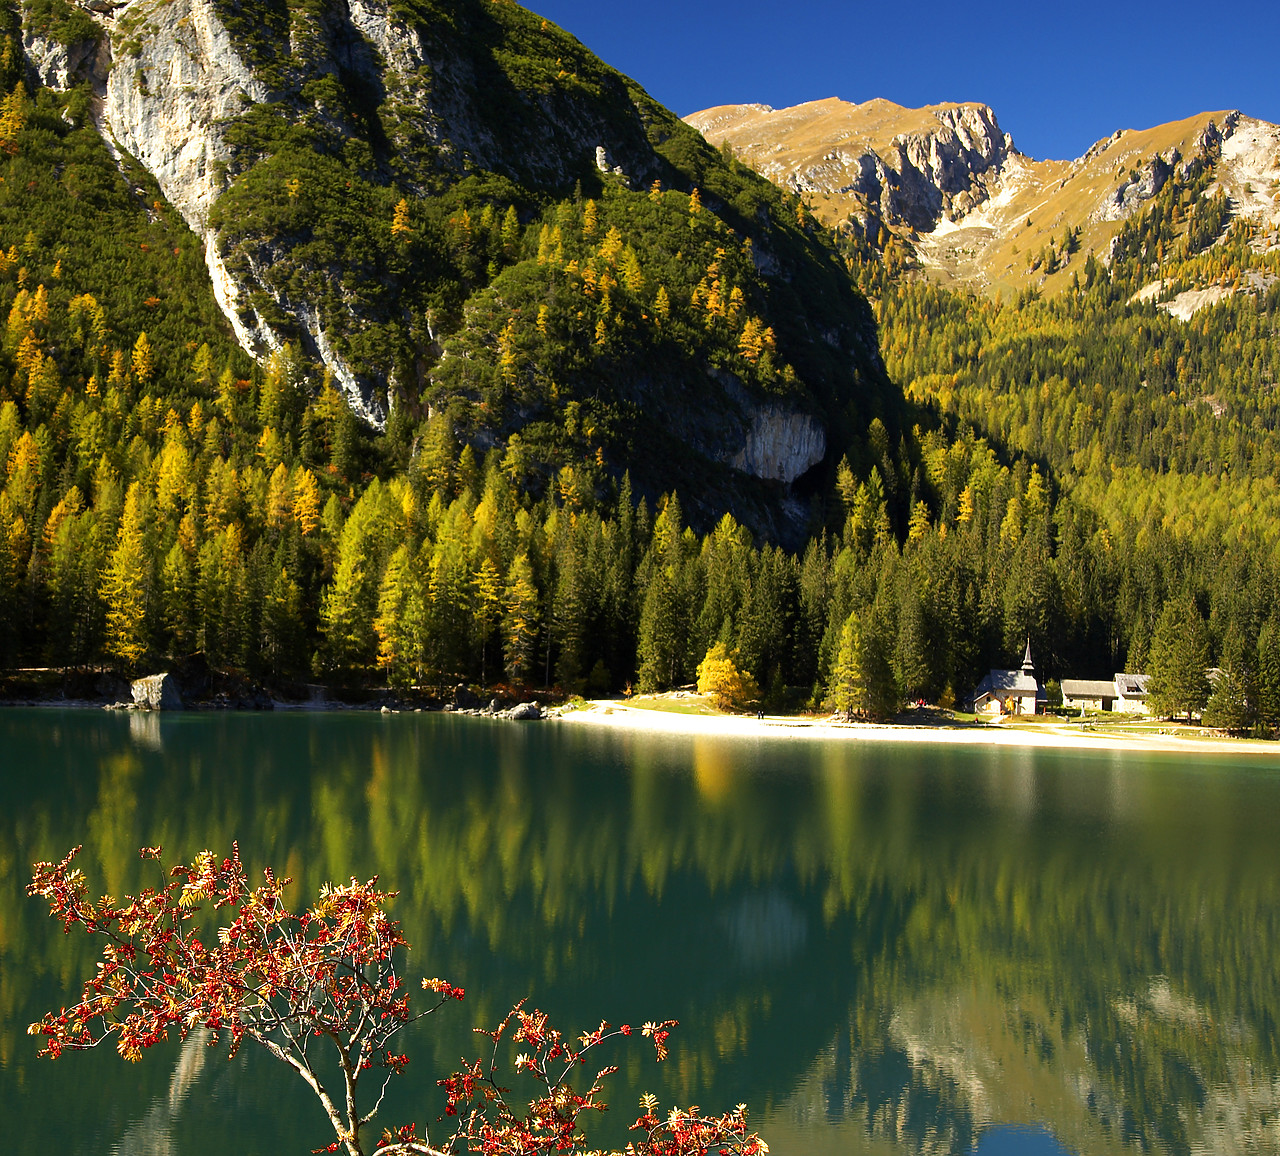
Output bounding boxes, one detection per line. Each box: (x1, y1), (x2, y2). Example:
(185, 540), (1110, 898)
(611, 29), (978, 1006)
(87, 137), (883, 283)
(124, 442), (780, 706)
(1204, 628), (1257, 734)
(1257, 616), (1280, 732)
(636, 567), (683, 693)
(826, 605), (898, 721)
(261, 564), (304, 679)
(1147, 595), (1212, 721)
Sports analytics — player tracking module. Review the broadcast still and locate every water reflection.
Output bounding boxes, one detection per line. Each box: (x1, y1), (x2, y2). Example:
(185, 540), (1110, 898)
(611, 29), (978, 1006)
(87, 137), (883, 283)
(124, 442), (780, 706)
(128, 709), (163, 752)
(2, 710), (1280, 1155)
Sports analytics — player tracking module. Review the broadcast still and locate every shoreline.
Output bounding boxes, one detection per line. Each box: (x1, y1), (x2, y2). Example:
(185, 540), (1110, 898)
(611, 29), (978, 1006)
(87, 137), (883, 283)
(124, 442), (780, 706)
(6, 694), (1280, 757)
(556, 700), (1280, 756)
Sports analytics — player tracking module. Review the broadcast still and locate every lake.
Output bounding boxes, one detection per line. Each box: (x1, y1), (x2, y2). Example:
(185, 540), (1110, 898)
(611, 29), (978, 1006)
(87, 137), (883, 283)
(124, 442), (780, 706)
(2, 708), (1280, 1156)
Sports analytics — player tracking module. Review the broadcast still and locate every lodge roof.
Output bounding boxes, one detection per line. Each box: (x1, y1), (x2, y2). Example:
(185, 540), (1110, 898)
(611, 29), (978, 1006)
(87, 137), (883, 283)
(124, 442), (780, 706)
(1114, 672), (1150, 697)
(1061, 679), (1118, 698)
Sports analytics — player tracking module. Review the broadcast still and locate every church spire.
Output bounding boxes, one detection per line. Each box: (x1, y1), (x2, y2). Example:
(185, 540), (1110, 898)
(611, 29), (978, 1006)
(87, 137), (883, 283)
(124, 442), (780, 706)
(1021, 637), (1034, 673)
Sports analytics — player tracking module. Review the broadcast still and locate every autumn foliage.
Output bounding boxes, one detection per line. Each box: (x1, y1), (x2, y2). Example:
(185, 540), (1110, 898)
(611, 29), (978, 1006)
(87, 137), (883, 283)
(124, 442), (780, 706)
(27, 846), (767, 1156)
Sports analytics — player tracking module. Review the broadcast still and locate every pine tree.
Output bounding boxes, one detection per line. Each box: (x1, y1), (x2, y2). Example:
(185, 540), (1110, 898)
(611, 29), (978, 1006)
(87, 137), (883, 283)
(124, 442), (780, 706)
(260, 564), (303, 678)
(636, 570), (680, 692)
(1204, 630), (1257, 734)
(45, 505), (104, 664)
(0, 82), (28, 155)
(826, 605), (898, 720)
(501, 204), (520, 255)
(619, 246), (644, 293)
(161, 540), (198, 655)
(907, 500), (930, 541)
(498, 318), (518, 385)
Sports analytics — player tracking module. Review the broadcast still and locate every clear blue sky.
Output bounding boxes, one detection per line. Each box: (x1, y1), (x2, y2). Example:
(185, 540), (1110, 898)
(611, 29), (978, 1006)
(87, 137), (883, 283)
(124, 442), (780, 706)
(528, 0), (1280, 161)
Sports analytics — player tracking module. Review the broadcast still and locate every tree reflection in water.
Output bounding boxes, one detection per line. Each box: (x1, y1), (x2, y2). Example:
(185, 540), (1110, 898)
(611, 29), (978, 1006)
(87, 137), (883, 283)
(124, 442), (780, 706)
(2, 709), (1280, 1156)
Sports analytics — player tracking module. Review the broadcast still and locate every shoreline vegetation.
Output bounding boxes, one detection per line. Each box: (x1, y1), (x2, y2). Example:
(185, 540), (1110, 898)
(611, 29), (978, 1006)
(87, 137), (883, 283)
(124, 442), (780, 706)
(6, 667), (1278, 755)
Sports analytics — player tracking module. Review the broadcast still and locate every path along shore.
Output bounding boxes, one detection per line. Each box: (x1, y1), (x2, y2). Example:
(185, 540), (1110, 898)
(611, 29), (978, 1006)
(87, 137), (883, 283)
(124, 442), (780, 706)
(556, 699), (1280, 757)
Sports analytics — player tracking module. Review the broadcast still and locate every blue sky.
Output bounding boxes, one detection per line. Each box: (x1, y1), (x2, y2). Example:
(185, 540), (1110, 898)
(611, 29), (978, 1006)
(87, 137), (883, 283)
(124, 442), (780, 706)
(528, 1), (1280, 161)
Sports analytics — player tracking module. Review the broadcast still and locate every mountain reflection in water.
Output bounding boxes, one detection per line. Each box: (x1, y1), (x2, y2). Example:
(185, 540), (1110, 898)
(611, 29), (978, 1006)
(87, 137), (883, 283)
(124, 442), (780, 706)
(2, 709), (1279, 1156)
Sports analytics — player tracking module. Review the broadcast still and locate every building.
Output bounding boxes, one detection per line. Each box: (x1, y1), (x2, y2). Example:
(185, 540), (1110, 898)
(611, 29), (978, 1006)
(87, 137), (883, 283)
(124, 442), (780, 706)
(1059, 673), (1152, 714)
(1113, 672), (1151, 715)
(1061, 679), (1119, 712)
(971, 640), (1045, 716)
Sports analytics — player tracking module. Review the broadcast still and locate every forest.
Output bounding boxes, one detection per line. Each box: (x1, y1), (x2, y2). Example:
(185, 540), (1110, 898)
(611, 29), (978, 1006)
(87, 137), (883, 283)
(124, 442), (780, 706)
(3, 3), (1280, 731)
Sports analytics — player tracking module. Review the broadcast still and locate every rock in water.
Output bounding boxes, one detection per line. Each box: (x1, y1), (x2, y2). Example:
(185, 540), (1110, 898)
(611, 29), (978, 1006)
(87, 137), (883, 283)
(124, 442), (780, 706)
(508, 702), (542, 721)
(131, 674), (184, 711)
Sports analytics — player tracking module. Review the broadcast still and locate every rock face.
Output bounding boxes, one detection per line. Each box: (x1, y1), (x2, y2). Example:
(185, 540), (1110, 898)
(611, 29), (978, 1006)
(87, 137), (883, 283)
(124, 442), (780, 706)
(687, 98), (1015, 234)
(22, 26), (99, 89)
(131, 673), (184, 711)
(730, 406), (825, 484)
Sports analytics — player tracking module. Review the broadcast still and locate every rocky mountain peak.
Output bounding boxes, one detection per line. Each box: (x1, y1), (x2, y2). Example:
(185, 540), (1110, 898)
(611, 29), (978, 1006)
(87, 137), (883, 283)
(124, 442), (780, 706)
(686, 97), (1017, 236)
(689, 98), (1280, 298)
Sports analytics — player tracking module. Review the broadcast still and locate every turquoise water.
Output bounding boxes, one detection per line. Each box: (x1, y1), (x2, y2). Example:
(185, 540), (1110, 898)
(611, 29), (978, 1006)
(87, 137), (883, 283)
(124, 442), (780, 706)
(2, 708), (1280, 1155)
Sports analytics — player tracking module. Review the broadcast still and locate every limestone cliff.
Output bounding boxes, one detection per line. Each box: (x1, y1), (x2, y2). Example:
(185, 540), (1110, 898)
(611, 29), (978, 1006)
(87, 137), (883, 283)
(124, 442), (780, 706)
(687, 98), (1015, 234)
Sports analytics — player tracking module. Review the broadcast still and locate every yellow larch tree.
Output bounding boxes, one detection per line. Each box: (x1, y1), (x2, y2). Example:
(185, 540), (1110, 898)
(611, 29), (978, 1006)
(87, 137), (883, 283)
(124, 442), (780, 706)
(267, 463), (293, 530)
(391, 197), (412, 241)
(598, 225), (623, 265)
(498, 318), (518, 385)
(292, 467), (322, 535)
(131, 332), (154, 385)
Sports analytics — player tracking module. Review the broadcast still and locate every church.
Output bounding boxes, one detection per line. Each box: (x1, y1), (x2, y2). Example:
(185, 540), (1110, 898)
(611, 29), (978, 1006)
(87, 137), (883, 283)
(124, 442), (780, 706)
(969, 640), (1046, 716)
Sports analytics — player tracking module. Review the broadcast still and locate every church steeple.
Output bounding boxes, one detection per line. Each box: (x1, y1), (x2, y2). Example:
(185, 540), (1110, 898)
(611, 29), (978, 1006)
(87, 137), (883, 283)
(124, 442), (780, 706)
(1021, 638), (1034, 674)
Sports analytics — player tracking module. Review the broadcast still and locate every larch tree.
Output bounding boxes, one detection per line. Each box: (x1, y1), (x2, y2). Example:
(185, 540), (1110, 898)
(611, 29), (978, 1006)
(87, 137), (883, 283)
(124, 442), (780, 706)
(103, 481), (155, 668)
(390, 197), (413, 241)
(503, 551), (540, 684)
(131, 331), (154, 386)
(696, 642), (759, 712)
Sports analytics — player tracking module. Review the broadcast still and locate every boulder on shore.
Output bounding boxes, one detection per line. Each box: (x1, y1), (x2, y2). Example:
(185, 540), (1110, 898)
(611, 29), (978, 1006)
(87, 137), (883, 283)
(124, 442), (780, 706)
(508, 701), (542, 721)
(131, 673), (183, 711)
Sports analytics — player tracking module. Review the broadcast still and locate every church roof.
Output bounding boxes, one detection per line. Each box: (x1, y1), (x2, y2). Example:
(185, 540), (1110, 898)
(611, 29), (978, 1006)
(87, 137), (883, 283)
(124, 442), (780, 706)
(973, 669), (1039, 699)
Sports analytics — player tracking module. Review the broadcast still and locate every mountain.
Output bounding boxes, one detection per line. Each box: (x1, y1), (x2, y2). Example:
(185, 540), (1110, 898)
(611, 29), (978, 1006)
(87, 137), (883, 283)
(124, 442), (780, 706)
(687, 98), (1280, 299)
(17, 0), (896, 535)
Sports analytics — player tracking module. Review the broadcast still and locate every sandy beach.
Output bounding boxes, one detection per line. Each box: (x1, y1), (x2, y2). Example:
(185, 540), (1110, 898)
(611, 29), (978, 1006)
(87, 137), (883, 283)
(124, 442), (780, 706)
(556, 698), (1280, 756)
